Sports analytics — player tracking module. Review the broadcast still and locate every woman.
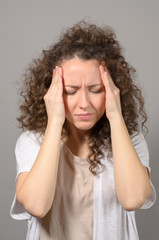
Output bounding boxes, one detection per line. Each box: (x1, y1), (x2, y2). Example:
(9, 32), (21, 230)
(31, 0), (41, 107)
(10, 20), (156, 240)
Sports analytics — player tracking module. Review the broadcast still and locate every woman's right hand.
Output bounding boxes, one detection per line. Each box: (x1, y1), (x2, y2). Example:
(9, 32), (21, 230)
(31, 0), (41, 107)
(17, 67), (65, 217)
(44, 66), (65, 126)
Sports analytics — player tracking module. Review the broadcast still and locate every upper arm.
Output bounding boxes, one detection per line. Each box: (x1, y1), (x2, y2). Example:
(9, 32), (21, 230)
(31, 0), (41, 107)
(15, 132), (41, 196)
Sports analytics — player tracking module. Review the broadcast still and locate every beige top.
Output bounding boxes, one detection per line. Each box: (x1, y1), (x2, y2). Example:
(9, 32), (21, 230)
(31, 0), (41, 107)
(39, 140), (94, 240)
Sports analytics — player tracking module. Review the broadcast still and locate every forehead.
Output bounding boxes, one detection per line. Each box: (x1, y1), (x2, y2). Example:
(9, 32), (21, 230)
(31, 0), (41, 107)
(61, 57), (101, 84)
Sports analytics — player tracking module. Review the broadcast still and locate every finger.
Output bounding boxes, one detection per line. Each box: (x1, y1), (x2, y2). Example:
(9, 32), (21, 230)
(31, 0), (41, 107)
(99, 65), (109, 87)
(45, 69), (58, 98)
(50, 67), (57, 87)
(54, 66), (59, 82)
(107, 72), (116, 89)
(100, 65), (117, 91)
(56, 67), (63, 95)
(51, 66), (63, 95)
(51, 66), (60, 87)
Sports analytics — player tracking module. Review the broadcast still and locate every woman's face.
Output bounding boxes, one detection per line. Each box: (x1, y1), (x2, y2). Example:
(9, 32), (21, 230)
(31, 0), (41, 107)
(62, 57), (106, 131)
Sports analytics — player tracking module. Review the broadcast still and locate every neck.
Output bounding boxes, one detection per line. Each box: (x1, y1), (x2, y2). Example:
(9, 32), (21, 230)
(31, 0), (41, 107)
(64, 120), (92, 146)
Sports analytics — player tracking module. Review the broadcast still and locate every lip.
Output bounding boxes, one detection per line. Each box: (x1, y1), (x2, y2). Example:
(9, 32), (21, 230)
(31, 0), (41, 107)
(76, 113), (92, 116)
(75, 113), (93, 120)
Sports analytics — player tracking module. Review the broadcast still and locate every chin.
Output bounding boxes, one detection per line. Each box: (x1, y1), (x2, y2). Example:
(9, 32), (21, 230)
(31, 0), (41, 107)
(65, 117), (100, 131)
(74, 121), (96, 131)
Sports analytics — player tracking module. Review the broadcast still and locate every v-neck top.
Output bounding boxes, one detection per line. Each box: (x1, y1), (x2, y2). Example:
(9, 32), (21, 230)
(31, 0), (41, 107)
(39, 141), (94, 239)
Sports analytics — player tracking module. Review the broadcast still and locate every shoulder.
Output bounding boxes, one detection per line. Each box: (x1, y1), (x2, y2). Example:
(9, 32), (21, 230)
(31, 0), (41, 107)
(15, 130), (43, 153)
(16, 130), (43, 145)
(15, 131), (44, 170)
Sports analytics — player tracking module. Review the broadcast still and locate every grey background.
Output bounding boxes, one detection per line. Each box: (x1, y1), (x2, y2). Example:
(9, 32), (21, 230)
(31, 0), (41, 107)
(0, 0), (158, 239)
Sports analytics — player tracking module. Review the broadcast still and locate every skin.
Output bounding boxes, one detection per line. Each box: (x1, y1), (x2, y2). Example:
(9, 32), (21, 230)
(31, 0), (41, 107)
(16, 56), (152, 219)
(61, 57), (106, 152)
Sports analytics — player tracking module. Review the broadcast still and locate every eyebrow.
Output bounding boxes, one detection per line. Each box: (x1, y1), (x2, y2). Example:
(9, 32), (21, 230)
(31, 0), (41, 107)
(65, 84), (102, 88)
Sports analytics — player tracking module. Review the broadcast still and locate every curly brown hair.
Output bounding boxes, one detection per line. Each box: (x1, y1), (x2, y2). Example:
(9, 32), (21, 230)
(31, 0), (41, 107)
(18, 20), (148, 175)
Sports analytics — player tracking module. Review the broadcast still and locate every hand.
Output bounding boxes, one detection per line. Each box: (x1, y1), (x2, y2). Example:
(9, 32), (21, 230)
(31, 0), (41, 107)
(44, 66), (65, 125)
(99, 64), (122, 122)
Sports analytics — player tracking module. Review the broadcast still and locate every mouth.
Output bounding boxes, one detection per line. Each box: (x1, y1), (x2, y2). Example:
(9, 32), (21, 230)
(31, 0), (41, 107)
(76, 113), (92, 116)
(75, 113), (93, 120)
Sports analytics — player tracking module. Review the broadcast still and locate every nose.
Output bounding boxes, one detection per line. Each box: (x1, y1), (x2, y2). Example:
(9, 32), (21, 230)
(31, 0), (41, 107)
(78, 89), (90, 110)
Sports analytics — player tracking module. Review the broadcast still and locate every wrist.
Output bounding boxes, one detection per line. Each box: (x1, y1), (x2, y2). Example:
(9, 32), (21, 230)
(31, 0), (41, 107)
(109, 115), (124, 126)
(47, 119), (64, 131)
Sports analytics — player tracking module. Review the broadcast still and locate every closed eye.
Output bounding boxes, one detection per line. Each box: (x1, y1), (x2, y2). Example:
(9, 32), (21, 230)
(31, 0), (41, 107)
(64, 91), (76, 95)
(64, 89), (103, 95)
(91, 89), (102, 93)
(91, 86), (105, 93)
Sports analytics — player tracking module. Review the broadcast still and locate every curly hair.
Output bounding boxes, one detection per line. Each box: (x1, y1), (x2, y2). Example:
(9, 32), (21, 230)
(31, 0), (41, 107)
(18, 20), (148, 175)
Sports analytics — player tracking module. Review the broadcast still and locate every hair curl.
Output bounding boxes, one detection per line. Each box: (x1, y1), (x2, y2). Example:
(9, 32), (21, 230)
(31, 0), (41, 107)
(18, 20), (148, 175)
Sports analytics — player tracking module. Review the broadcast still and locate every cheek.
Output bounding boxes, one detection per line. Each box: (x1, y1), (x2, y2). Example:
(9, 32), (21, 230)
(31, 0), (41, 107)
(63, 97), (75, 114)
(94, 94), (105, 111)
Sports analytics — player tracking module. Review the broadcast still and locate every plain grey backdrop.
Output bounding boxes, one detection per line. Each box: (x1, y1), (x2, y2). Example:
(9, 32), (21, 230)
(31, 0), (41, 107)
(0, 0), (158, 239)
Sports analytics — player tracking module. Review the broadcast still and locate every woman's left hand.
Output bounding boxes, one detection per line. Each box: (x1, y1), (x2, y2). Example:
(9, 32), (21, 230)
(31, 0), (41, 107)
(99, 64), (122, 122)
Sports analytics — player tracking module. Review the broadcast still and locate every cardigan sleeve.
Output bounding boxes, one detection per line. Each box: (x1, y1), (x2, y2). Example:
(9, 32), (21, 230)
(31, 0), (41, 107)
(10, 131), (42, 220)
(130, 132), (156, 209)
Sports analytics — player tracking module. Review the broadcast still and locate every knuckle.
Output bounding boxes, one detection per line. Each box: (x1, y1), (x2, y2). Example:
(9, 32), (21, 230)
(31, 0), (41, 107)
(43, 94), (48, 100)
(114, 88), (120, 95)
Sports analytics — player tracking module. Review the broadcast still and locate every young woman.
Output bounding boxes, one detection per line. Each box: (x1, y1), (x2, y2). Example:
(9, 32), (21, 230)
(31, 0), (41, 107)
(10, 20), (156, 240)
